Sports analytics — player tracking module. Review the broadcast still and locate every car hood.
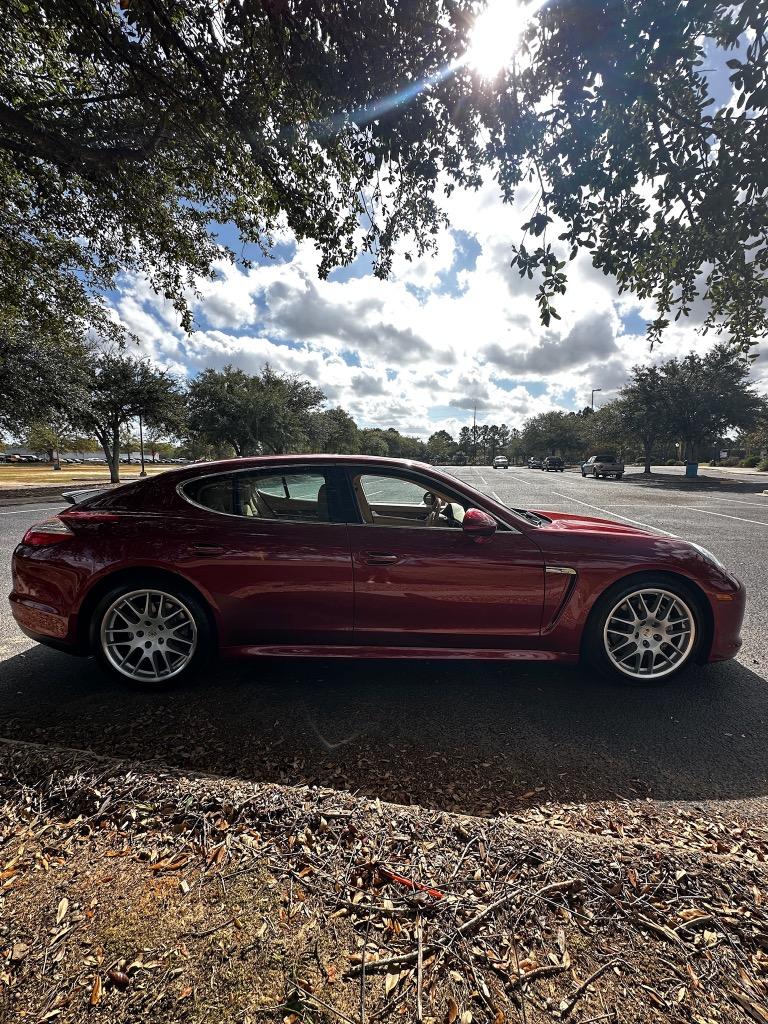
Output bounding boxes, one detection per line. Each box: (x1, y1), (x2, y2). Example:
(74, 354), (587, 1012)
(530, 510), (652, 536)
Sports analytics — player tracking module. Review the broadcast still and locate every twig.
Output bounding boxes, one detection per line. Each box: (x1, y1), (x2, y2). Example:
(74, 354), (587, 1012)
(360, 912), (371, 1024)
(559, 959), (625, 1018)
(301, 989), (361, 1024)
(181, 916), (234, 939)
(346, 878), (578, 977)
(379, 866), (443, 900)
(510, 964), (567, 991)
(510, 936), (528, 1024)
(636, 915), (683, 945)
(416, 917), (423, 1023)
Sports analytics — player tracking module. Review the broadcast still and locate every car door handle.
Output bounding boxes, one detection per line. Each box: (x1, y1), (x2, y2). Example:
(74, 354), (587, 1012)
(190, 544), (224, 556)
(363, 552), (399, 565)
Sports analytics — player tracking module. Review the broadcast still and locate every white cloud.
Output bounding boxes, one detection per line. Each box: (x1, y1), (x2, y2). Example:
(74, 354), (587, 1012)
(106, 154), (767, 439)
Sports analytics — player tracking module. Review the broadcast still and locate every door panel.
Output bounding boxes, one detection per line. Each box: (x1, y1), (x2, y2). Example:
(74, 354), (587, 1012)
(348, 524), (545, 647)
(158, 513), (354, 647)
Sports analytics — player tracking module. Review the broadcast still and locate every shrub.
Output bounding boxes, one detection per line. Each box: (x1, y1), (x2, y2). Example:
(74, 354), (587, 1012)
(758, 459), (768, 472)
(741, 455), (761, 468)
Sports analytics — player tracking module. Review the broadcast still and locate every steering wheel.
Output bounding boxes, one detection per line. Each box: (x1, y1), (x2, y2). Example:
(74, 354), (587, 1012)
(426, 497), (446, 526)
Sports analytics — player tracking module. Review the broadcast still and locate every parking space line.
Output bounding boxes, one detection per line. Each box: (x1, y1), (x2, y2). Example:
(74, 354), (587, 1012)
(680, 507), (768, 527)
(0, 505), (64, 516)
(551, 492), (677, 536)
(706, 495), (768, 508)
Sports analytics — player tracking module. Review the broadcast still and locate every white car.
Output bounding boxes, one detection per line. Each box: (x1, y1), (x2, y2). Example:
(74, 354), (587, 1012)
(492, 456), (509, 469)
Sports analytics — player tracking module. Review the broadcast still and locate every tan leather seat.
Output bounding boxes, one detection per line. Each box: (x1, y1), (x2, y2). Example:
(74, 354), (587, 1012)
(197, 480), (233, 513)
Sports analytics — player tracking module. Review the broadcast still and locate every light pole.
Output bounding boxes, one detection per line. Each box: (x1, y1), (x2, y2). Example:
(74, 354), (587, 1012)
(591, 387), (602, 410)
(138, 413), (147, 477)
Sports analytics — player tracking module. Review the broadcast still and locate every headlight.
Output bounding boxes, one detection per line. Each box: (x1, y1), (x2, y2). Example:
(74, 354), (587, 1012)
(690, 543), (726, 571)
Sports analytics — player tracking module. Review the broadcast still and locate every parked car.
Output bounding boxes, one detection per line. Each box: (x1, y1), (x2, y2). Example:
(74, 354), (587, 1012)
(581, 454), (624, 480)
(492, 455), (509, 469)
(10, 455), (744, 688)
(527, 457), (543, 469)
(542, 456), (564, 472)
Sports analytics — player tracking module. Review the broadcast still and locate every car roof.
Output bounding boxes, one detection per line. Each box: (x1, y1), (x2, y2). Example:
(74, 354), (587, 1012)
(155, 453), (441, 484)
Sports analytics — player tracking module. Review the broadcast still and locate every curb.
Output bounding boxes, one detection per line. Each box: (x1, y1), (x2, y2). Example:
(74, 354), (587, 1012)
(0, 482), (119, 507)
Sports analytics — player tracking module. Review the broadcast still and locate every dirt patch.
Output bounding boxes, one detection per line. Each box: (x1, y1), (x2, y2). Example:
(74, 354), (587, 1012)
(1, 742), (767, 1024)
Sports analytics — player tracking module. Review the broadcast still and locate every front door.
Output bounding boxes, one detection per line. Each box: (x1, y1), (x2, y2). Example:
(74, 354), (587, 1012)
(345, 470), (545, 648)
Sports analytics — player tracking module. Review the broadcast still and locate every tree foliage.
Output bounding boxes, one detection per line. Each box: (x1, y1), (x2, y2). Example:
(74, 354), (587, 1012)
(0, 313), (92, 433)
(187, 365), (325, 456)
(66, 352), (185, 482)
(2, 0), (767, 345)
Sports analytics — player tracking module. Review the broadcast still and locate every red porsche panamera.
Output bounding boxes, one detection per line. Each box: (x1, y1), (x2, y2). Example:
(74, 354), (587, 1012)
(9, 456), (744, 687)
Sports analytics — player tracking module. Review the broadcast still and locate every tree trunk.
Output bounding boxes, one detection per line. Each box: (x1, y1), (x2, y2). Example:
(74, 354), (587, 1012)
(643, 442), (652, 474)
(110, 424), (120, 483)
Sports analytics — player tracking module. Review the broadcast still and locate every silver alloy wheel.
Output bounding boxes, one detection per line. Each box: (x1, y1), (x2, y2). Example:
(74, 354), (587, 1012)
(100, 589), (198, 682)
(603, 588), (696, 680)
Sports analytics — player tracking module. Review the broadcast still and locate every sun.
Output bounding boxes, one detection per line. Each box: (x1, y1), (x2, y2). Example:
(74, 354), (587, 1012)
(465, 0), (538, 77)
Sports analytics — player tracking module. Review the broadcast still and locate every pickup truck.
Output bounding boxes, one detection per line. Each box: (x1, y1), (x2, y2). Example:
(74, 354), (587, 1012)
(581, 453), (624, 480)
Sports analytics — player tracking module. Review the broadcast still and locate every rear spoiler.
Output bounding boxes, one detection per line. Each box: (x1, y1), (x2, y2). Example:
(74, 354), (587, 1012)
(62, 487), (111, 507)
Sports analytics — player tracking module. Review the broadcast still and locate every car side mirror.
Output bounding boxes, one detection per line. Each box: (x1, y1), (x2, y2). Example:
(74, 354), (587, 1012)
(462, 508), (497, 544)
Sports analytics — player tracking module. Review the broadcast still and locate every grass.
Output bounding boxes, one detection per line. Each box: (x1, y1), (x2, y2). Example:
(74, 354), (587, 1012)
(0, 463), (171, 488)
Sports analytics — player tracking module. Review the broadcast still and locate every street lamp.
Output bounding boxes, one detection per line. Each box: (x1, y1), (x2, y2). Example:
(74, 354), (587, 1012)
(591, 387), (602, 410)
(138, 412), (147, 477)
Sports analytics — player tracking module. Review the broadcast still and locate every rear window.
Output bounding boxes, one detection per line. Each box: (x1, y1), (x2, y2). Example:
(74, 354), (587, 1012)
(181, 469), (331, 522)
(594, 454), (616, 463)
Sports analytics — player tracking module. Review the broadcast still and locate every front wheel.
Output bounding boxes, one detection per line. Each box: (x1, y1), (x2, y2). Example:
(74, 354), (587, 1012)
(584, 577), (704, 683)
(91, 582), (213, 688)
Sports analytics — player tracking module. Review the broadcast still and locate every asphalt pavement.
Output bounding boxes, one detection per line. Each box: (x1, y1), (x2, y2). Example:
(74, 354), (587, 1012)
(1, 466), (767, 817)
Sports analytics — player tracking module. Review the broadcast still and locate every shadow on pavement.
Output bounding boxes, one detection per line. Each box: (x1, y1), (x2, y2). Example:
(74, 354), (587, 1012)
(1, 644), (767, 814)
(620, 472), (768, 494)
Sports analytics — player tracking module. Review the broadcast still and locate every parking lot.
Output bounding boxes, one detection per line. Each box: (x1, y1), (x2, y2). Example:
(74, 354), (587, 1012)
(0, 465), (767, 817)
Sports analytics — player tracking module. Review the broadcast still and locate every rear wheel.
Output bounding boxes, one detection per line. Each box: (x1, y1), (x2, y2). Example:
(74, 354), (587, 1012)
(584, 576), (704, 683)
(92, 582), (212, 688)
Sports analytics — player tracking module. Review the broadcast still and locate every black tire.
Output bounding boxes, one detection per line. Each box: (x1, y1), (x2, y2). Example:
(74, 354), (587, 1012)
(581, 470), (586, 477)
(583, 574), (705, 684)
(90, 577), (214, 689)
(616, 474), (623, 481)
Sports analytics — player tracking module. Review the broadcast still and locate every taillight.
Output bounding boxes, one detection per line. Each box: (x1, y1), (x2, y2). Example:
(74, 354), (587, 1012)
(21, 518), (75, 547)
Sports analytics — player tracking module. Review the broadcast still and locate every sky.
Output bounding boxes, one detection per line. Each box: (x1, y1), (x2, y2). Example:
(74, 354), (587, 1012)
(106, 29), (767, 442)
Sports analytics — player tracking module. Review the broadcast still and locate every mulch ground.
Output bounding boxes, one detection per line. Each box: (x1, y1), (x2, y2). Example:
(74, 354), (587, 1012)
(1, 741), (767, 1024)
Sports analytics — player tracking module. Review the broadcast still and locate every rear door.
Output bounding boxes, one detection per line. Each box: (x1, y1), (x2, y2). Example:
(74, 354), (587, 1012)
(167, 465), (354, 647)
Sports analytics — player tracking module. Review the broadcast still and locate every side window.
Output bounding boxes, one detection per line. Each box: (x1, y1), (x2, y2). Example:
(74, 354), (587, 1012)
(359, 475), (429, 506)
(355, 473), (466, 528)
(182, 470), (331, 523)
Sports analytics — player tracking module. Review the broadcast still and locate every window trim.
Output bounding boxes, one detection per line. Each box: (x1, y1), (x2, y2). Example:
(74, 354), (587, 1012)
(176, 465), (347, 525)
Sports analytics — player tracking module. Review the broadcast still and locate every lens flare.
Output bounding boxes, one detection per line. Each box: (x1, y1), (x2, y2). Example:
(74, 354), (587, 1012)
(466, 0), (545, 76)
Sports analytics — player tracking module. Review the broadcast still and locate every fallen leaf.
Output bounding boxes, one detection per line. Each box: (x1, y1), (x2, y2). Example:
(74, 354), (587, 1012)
(385, 971), (399, 996)
(89, 976), (102, 1006)
(56, 897), (69, 924)
(447, 998), (459, 1024)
